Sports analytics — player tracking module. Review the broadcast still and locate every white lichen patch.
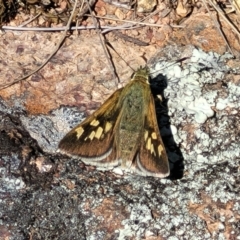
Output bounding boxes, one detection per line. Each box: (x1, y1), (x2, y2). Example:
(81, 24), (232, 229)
(0, 164), (26, 192)
(117, 204), (153, 240)
(151, 48), (231, 125)
(150, 48), (239, 174)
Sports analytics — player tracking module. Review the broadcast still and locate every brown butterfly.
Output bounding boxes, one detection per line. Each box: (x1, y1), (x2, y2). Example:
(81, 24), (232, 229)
(59, 67), (169, 178)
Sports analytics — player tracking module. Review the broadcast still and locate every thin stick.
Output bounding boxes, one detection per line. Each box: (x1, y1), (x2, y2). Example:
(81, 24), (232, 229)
(231, 0), (240, 15)
(19, 13), (42, 27)
(84, 14), (185, 28)
(202, 0), (233, 55)
(1, 24), (140, 32)
(208, 0), (240, 37)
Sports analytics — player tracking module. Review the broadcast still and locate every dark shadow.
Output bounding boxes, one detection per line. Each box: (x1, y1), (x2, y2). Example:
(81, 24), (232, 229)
(0, 0), (19, 24)
(150, 73), (184, 180)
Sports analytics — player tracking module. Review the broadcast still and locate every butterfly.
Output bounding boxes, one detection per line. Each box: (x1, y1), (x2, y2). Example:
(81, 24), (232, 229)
(59, 67), (169, 178)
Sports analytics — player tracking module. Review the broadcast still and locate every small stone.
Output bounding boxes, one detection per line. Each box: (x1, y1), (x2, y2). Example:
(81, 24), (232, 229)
(137, 0), (157, 13)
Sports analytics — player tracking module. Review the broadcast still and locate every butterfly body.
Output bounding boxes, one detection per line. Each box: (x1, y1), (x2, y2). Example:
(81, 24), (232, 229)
(59, 67), (169, 178)
(116, 77), (151, 168)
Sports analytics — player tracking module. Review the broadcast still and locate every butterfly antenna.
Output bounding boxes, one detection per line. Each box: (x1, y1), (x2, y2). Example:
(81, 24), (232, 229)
(105, 41), (136, 72)
(149, 57), (189, 75)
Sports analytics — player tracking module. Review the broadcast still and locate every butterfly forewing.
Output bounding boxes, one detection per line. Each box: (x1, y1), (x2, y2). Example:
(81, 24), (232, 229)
(136, 93), (169, 177)
(59, 88), (123, 166)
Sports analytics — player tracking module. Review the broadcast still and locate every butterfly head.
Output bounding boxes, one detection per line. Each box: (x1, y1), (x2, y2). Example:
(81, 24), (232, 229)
(132, 67), (150, 84)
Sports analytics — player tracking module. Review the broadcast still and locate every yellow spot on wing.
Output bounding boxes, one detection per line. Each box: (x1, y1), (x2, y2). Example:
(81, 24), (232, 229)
(95, 127), (103, 139)
(146, 137), (151, 150)
(151, 144), (156, 156)
(105, 122), (112, 133)
(90, 119), (100, 126)
(151, 132), (157, 140)
(144, 131), (148, 141)
(88, 131), (95, 141)
(158, 145), (163, 156)
(75, 127), (84, 139)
